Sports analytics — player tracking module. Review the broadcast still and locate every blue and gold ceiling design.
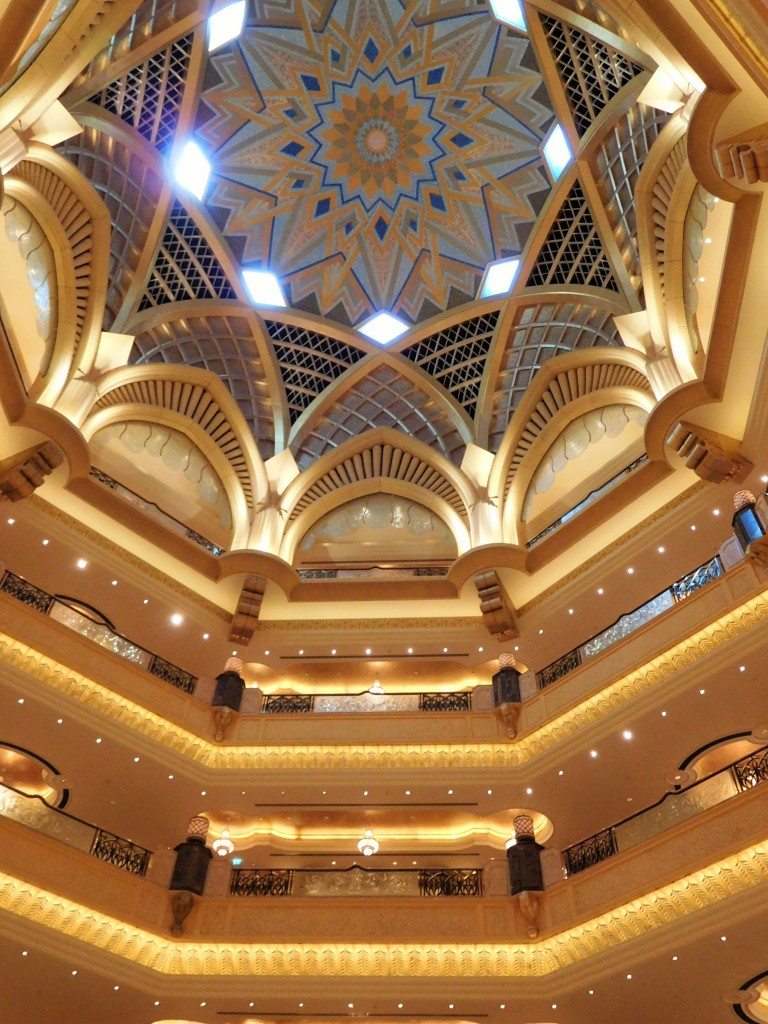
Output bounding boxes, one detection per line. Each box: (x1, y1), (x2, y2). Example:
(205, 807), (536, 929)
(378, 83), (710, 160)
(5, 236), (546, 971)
(196, 0), (555, 326)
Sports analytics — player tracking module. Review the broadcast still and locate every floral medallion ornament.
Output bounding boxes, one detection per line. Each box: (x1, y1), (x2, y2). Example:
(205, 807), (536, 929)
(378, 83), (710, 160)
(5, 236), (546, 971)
(197, 0), (556, 326)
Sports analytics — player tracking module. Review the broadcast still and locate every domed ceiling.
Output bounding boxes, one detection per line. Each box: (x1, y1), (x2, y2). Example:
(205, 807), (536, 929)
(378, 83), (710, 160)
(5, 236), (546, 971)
(60, 0), (666, 468)
(196, 0), (555, 324)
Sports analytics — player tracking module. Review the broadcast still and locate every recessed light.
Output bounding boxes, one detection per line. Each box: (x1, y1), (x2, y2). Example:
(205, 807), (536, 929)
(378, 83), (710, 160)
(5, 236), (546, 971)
(170, 612), (183, 626)
(526, 787), (533, 795)
(398, 1003), (404, 1009)
(597, 587), (604, 595)
(705, 237), (712, 243)
(143, 598), (149, 605)
(154, 1001), (160, 1006)
(407, 647), (413, 654)
(71, 970), (77, 976)
(672, 955), (678, 961)
(551, 1005), (557, 1011)
(357, 311), (409, 345)
(720, 935), (727, 941)
(443, 647), (448, 653)
(76, 558), (87, 569)
(331, 861), (336, 866)
(661, 710), (668, 717)
(762, 474), (768, 484)
(405, 789), (411, 795)
(698, 276), (706, 283)
(627, 566), (635, 574)
(538, 628), (544, 635)
(622, 729), (633, 740)
(499, 1004), (505, 1010)
(657, 546), (665, 553)
(200, 1002), (207, 1008)
(264, 650), (269, 656)
(739, 665), (746, 672)
(243, 269), (287, 308)
(588, 989), (594, 995)
(448, 788), (454, 794)
(57, 718), (62, 724)
(168, 774), (174, 780)
(201, 790), (206, 796)
(114, 985), (120, 991)
(21, 950), (27, 956)
(202, 633), (209, 640)
(299, 1004), (304, 1009)
(111, 579), (118, 586)
(713, 508), (720, 516)
(6, 518), (14, 525)
(558, 769), (564, 776)
(365, 648), (372, 655)
(449, 1004), (455, 1010)
(331, 649), (336, 655)
(95, 737), (102, 744)
(42, 538), (49, 546)
(627, 974), (632, 980)
(590, 749), (598, 758)
(542, 123), (572, 179)
(173, 140), (211, 201)
(348, 1003), (354, 1009)
(690, 524), (697, 531)
(299, 649), (304, 655)
(363, 790), (368, 796)
(133, 757), (140, 763)
(207, 0), (246, 50)
(568, 608), (574, 615)
(17, 698), (24, 705)
(478, 646), (484, 652)
(699, 688), (706, 695)
(487, 788), (493, 795)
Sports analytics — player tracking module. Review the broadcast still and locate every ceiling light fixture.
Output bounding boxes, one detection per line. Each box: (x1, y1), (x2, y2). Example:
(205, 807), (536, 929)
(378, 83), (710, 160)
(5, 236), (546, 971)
(357, 311), (409, 345)
(170, 613), (183, 626)
(207, 0), (246, 50)
(173, 140), (211, 201)
(357, 828), (380, 856)
(76, 558), (87, 569)
(478, 256), (520, 298)
(488, 0), (526, 30)
(542, 123), (572, 178)
(242, 268), (287, 307)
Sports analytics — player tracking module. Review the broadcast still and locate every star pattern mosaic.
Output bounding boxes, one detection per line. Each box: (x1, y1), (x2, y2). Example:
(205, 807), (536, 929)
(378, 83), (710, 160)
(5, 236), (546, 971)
(197, 0), (555, 327)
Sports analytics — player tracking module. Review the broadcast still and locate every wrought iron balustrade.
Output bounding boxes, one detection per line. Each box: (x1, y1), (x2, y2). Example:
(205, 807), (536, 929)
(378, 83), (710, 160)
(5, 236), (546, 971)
(564, 744), (768, 876)
(419, 868), (482, 896)
(296, 565), (450, 580)
(231, 868), (293, 896)
(536, 554), (723, 689)
(418, 692), (472, 712)
(263, 694), (315, 714)
(1, 570), (198, 695)
(89, 466), (224, 555)
(90, 829), (151, 876)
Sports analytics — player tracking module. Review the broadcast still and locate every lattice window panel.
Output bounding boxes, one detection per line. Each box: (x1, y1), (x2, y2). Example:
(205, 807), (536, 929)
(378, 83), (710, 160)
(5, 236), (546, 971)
(488, 302), (624, 450)
(59, 127), (163, 328)
(527, 180), (619, 291)
(93, 378), (254, 507)
(139, 200), (237, 310)
(88, 33), (193, 153)
(593, 104), (670, 285)
(130, 316), (275, 459)
(400, 312), (499, 420)
(264, 320), (367, 424)
(293, 364), (466, 470)
(541, 14), (645, 135)
(289, 442), (468, 521)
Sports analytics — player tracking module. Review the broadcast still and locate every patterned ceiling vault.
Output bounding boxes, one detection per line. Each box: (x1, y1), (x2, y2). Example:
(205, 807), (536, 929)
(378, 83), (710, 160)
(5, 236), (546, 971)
(196, 0), (555, 326)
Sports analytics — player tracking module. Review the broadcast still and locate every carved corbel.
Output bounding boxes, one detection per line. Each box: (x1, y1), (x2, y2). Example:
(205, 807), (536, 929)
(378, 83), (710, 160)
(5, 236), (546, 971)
(518, 890), (540, 939)
(666, 421), (751, 484)
(0, 442), (62, 502)
(169, 890), (195, 936)
(475, 569), (518, 642)
(496, 701), (520, 739)
(714, 123), (768, 185)
(212, 705), (234, 743)
(229, 574), (267, 644)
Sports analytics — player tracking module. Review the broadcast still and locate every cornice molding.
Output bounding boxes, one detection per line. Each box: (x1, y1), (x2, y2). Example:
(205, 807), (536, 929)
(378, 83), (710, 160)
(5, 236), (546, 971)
(0, 840), (767, 977)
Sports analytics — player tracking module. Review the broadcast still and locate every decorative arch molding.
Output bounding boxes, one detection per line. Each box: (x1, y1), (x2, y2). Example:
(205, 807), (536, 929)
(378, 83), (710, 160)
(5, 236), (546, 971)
(5, 144), (110, 398)
(489, 348), (653, 508)
(280, 427), (475, 547)
(280, 476), (471, 566)
(506, 391), (654, 542)
(85, 363), (269, 513)
(288, 353), (473, 470)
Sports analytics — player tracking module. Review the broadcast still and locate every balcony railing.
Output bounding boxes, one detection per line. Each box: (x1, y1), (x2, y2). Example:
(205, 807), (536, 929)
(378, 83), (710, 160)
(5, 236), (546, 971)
(89, 466), (224, 556)
(0, 570), (197, 694)
(296, 565), (451, 580)
(261, 691), (472, 714)
(536, 554), (724, 689)
(230, 866), (482, 897)
(563, 745), (768, 876)
(0, 781), (150, 876)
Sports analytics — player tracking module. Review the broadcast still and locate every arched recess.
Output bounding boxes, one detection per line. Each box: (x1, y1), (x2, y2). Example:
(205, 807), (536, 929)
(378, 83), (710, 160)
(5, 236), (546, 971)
(4, 144), (110, 405)
(516, 400), (652, 541)
(279, 428), (474, 561)
(288, 354), (473, 470)
(83, 364), (269, 516)
(488, 349), (654, 542)
(280, 477), (471, 566)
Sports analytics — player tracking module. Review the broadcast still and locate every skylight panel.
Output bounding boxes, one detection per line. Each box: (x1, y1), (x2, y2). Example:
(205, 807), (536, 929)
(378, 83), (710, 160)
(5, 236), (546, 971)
(172, 141), (211, 201)
(488, 0), (527, 32)
(243, 270), (287, 308)
(543, 124), (573, 180)
(479, 257), (520, 298)
(357, 312), (410, 346)
(208, 1), (247, 51)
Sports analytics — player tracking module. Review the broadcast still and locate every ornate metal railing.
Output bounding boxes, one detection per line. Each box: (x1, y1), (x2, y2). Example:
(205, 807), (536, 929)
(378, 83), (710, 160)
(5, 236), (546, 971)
(296, 565), (450, 580)
(527, 455), (649, 548)
(418, 869), (482, 896)
(563, 744), (768, 876)
(261, 691), (471, 714)
(0, 781), (151, 877)
(0, 570), (198, 694)
(418, 692), (472, 712)
(230, 865), (483, 897)
(536, 554), (724, 689)
(89, 466), (224, 556)
(231, 868), (293, 896)
(90, 828), (151, 876)
(263, 694), (315, 713)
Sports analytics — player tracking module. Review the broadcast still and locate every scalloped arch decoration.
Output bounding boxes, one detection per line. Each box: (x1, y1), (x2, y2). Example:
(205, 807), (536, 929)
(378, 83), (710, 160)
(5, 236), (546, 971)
(92, 377), (258, 509)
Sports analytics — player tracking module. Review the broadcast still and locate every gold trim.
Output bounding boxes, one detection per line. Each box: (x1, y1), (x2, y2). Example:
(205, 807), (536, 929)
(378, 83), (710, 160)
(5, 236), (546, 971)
(0, 840), (767, 976)
(2, 580), (767, 771)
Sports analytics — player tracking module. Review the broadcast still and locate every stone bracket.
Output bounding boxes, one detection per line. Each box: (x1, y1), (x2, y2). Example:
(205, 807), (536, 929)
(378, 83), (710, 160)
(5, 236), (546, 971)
(666, 421), (752, 483)
(0, 442), (62, 502)
(229, 574), (267, 644)
(475, 569), (518, 642)
(714, 122), (768, 185)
